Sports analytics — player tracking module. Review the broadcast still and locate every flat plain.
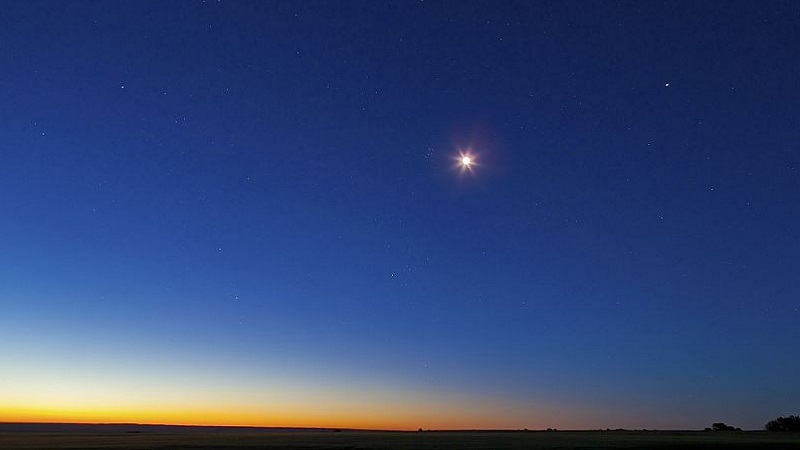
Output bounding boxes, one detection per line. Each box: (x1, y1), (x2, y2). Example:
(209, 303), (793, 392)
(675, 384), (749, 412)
(1, 428), (800, 450)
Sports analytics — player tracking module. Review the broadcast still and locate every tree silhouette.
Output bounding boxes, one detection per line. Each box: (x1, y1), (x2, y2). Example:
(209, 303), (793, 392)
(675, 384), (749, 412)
(765, 415), (800, 432)
(711, 422), (740, 431)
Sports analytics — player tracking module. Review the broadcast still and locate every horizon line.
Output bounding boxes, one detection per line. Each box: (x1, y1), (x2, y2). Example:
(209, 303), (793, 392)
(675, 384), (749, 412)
(0, 421), (762, 433)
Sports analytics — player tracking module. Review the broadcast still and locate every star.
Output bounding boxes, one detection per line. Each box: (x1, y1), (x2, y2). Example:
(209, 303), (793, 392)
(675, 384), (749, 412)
(455, 151), (478, 173)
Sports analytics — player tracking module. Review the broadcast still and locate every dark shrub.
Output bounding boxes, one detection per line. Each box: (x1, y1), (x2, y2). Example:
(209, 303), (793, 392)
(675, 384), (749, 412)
(765, 415), (800, 432)
(711, 422), (738, 431)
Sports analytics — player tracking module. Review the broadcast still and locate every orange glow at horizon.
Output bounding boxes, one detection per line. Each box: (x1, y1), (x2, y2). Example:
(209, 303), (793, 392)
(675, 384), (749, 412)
(0, 402), (548, 431)
(0, 336), (601, 431)
(0, 383), (578, 431)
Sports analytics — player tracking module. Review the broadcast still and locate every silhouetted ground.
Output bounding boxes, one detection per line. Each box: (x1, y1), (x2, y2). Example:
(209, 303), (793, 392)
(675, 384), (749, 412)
(1, 424), (800, 449)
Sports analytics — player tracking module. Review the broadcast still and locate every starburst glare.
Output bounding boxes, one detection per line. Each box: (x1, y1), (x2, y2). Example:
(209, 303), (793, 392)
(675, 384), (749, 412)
(455, 151), (478, 173)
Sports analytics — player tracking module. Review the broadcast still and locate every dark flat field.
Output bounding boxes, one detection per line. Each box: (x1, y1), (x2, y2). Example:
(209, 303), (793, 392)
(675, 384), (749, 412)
(1, 424), (799, 450)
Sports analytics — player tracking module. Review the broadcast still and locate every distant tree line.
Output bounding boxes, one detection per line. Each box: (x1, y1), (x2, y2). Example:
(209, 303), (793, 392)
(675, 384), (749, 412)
(418, 414), (800, 433)
(705, 422), (741, 432)
(765, 415), (800, 432)
(703, 415), (799, 432)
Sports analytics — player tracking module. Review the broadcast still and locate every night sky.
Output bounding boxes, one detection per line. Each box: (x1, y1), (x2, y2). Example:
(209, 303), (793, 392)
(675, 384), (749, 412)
(1, 0), (798, 431)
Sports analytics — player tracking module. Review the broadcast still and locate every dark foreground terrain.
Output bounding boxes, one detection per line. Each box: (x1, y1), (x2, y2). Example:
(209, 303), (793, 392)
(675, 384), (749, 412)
(1, 424), (799, 450)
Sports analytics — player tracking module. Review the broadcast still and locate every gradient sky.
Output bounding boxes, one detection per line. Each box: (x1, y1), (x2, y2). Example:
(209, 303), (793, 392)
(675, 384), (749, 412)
(1, 0), (798, 431)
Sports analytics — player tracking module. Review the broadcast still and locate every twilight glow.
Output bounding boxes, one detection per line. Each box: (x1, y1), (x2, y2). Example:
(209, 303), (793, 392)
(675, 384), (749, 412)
(1, 0), (798, 432)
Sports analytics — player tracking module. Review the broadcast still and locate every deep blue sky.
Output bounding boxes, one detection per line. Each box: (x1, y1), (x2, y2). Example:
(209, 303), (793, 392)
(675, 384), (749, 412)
(1, 0), (798, 430)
